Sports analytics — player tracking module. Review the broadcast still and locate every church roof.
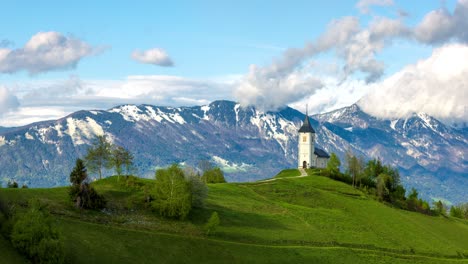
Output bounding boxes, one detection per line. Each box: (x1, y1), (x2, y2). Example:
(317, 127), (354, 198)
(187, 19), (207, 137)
(298, 115), (315, 133)
(314, 148), (330, 158)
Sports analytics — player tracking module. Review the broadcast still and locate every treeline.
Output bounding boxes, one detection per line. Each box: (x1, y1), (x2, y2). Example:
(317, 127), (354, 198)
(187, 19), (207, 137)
(324, 152), (468, 218)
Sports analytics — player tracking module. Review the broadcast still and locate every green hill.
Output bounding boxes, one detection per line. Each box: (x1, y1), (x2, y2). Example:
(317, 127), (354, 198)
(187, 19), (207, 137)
(1, 171), (467, 263)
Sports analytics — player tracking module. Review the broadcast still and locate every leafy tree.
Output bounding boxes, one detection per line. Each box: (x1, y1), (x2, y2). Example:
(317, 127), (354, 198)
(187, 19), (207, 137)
(408, 188), (418, 200)
(85, 135), (112, 179)
(326, 153), (341, 176)
(197, 160), (213, 174)
(461, 203), (468, 219)
(450, 205), (464, 219)
(7, 181), (18, 188)
(11, 199), (65, 264)
(204, 211), (220, 235)
(201, 167), (226, 183)
(345, 152), (363, 188)
(110, 146), (134, 179)
(376, 173), (391, 201)
(69, 159), (106, 210)
(152, 164), (191, 219)
(184, 167), (208, 208)
(434, 200), (447, 216)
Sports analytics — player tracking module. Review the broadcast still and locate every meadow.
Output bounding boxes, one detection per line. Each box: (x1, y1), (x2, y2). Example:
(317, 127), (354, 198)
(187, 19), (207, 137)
(0, 171), (467, 263)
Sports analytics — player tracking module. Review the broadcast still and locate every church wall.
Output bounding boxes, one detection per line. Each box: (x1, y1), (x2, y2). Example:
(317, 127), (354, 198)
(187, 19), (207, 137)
(316, 157), (328, 169)
(298, 132), (314, 168)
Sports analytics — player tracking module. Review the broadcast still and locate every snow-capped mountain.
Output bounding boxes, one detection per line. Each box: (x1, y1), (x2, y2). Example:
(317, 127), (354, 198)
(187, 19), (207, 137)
(0, 100), (466, 204)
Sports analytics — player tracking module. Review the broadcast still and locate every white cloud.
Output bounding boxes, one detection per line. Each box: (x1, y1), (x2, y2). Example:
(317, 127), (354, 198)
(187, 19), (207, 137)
(0, 75), (235, 126)
(233, 15), (409, 110)
(234, 0), (468, 113)
(358, 44), (468, 124)
(0, 86), (19, 115)
(290, 78), (369, 115)
(356, 0), (394, 14)
(414, 0), (468, 44)
(131, 48), (174, 67)
(0, 32), (99, 74)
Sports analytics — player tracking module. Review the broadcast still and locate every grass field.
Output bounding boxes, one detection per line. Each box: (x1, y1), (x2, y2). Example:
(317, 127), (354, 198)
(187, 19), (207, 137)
(0, 172), (467, 263)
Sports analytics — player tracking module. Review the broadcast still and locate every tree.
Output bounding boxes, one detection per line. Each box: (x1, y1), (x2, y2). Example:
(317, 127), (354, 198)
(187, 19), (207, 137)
(69, 159), (106, 210)
(434, 200), (447, 216)
(346, 152), (363, 188)
(152, 164), (191, 219)
(450, 205), (464, 218)
(110, 146), (134, 179)
(11, 199), (65, 264)
(7, 181), (18, 188)
(184, 167), (208, 208)
(197, 160), (213, 174)
(69, 159), (87, 186)
(204, 212), (220, 235)
(326, 153), (341, 176)
(461, 203), (468, 219)
(201, 167), (226, 183)
(376, 173), (392, 202)
(85, 135), (112, 179)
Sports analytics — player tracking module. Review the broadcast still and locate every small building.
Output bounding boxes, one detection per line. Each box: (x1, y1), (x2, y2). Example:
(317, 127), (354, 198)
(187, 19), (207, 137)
(297, 113), (330, 169)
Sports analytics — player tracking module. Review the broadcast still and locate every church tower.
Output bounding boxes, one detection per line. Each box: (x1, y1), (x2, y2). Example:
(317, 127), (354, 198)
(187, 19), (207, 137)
(298, 110), (315, 169)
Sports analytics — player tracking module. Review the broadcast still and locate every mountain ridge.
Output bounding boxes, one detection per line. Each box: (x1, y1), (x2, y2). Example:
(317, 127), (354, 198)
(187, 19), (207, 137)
(0, 100), (466, 204)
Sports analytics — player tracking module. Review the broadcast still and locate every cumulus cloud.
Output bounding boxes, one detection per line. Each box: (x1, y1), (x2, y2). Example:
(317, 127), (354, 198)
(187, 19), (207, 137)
(0, 86), (19, 115)
(131, 48), (174, 67)
(234, 0), (468, 112)
(0, 32), (100, 74)
(356, 0), (394, 14)
(414, 0), (468, 44)
(234, 15), (409, 110)
(234, 64), (323, 111)
(358, 44), (468, 124)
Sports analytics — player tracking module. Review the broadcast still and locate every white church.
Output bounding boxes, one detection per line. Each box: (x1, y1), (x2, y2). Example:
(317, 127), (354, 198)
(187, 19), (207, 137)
(298, 113), (330, 169)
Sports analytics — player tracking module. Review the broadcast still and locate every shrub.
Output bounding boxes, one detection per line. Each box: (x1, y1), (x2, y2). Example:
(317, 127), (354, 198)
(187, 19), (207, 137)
(11, 199), (64, 264)
(201, 168), (226, 183)
(186, 173), (208, 208)
(204, 212), (220, 235)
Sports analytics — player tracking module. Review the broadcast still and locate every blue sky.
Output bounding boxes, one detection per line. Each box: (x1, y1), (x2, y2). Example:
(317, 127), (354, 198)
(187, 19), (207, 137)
(0, 0), (467, 126)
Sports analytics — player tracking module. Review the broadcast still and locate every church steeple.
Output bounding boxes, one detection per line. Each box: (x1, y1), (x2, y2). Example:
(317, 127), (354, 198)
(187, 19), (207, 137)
(298, 108), (315, 133)
(298, 105), (316, 169)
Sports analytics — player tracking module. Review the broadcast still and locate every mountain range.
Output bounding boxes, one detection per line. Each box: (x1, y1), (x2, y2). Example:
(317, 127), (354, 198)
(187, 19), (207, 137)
(0, 100), (466, 204)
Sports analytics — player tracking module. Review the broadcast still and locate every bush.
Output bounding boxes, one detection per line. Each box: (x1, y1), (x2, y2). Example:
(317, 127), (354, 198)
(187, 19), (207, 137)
(152, 165), (192, 219)
(204, 212), (220, 235)
(185, 173), (208, 208)
(10, 199), (64, 264)
(450, 206), (464, 219)
(201, 168), (226, 183)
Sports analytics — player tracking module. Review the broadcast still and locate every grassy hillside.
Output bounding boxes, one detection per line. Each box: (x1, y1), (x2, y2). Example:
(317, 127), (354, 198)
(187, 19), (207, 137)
(0, 171), (467, 263)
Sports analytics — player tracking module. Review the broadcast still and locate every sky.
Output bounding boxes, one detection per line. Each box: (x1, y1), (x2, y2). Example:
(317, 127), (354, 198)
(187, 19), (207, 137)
(0, 0), (467, 127)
